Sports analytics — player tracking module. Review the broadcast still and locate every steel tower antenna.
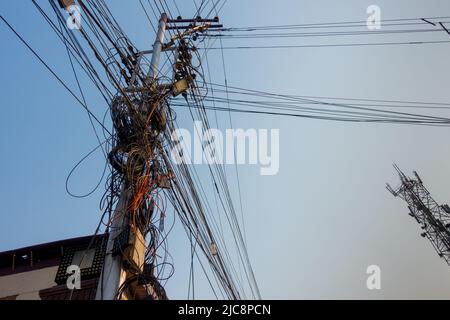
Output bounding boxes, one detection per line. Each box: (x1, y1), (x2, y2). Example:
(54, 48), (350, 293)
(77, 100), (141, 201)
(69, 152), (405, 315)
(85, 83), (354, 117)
(387, 165), (450, 266)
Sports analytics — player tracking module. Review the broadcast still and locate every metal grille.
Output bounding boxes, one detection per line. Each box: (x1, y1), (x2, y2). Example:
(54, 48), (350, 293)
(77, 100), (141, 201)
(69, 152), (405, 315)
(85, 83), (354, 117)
(54, 234), (108, 285)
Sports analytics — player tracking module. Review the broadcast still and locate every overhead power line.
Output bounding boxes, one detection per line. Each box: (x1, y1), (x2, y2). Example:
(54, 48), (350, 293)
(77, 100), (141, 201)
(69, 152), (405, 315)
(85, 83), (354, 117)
(0, 14), (111, 136)
(203, 40), (450, 50)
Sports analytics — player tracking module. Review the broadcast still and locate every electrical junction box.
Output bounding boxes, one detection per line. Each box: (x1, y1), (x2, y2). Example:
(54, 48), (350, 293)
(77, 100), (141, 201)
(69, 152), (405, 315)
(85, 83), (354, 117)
(112, 225), (146, 273)
(173, 79), (189, 96)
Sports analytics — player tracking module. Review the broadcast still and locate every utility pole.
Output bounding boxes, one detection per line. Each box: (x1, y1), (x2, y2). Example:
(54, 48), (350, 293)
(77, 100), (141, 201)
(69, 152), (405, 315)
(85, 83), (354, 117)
(95, 13), (168, 301)
(148, 13), (168, 80)
(94, 189), (130, 300)
(94, 12), (223, 300)
(387, 165), (450, 266)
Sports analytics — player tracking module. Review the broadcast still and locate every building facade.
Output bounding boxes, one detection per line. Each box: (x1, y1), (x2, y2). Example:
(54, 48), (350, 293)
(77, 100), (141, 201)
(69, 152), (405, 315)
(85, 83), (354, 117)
(0, 235), (106, 300)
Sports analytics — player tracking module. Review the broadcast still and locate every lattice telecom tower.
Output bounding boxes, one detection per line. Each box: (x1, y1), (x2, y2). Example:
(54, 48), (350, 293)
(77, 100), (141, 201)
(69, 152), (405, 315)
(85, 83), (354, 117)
(387, 165), (450, 266)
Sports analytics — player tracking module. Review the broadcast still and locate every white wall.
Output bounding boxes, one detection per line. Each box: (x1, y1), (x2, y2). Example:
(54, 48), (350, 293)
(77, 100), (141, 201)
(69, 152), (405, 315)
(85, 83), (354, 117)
(0, 266), (58, 300)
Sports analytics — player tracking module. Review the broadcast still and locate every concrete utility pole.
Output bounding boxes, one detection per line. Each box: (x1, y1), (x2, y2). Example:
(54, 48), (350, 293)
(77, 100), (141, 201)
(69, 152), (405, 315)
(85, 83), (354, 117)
(93, 11), (222, 300)
(95, 13), (168, 300)
(149, 13), (168, 80)
(95, 189), (130, 300)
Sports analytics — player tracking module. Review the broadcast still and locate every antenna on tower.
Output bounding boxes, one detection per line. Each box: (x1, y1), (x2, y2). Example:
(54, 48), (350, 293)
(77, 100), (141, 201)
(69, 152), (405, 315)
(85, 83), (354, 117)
(387, 165), (450, 266)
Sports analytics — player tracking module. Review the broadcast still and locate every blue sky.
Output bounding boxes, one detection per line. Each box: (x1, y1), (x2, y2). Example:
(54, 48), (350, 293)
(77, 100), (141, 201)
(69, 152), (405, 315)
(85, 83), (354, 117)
(2, 0), (450, 299)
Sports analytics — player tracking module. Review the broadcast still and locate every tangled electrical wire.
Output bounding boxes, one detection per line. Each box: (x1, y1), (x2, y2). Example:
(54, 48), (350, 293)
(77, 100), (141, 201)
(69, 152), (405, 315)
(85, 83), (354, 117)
(100, 23), (212, 299)
(23, 0), (260, 300)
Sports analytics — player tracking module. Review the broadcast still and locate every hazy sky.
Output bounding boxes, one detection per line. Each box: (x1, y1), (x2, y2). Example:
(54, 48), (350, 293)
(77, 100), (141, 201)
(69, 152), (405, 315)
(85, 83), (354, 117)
(1, 0), (450, 299)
